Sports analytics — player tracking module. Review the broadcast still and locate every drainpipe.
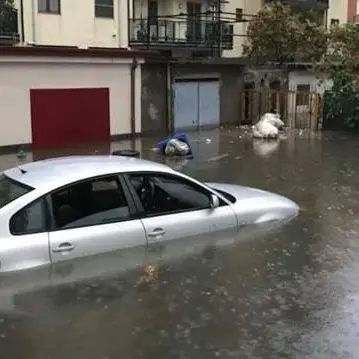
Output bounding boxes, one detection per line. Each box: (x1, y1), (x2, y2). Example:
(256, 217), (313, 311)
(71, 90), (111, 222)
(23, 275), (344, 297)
(127, 0), (130, 47)
(31, 0), (36, 43)
(217, 0), (221, 58)
(20, 0), (25, 43)
(130, 58), (138, 148)
(166, 62), (173, 135)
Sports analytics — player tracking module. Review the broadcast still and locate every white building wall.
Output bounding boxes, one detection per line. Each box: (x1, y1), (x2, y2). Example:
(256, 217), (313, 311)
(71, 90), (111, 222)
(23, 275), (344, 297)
(14, 0), (129, 48)
(222, 0), (263, 58)
(10, 0), (346, 58)
(223, 0), (349, 58)
(287, 71), (333, 128)
(327, 0), (348, 25)
(288, 71), (333, 94)
(0, 56), (142, 147)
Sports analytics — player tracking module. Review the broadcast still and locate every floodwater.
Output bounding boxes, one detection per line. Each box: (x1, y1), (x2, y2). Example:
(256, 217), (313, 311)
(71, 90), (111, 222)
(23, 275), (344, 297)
(1, 128), (359, 358)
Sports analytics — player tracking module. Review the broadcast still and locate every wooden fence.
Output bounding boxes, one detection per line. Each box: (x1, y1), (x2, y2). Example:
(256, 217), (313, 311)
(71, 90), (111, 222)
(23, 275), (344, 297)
(240, 89), (322, 130)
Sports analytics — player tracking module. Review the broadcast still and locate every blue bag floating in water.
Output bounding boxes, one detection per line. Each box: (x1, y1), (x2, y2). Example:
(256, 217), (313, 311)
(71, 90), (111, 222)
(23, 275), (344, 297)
(157, 132), (193, 157)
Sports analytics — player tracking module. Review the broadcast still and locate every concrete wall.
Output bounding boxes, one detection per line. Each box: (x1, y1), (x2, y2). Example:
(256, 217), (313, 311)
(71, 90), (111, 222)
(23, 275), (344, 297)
(244, 67), (287, 90)
(172, 64), (244, 127)
(288, 71), (333, 94)
(14, 0), (129, 48)
(0, 56), (142, 147)
(141, 63), (168, 136)
(287, 70), (333, 128)
(140, 62), (244, 134)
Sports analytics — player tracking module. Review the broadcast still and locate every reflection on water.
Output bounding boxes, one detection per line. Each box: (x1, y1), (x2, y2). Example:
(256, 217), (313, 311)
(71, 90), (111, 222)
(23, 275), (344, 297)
(1, 129), (359, 358)
(252, 139), (280, 157)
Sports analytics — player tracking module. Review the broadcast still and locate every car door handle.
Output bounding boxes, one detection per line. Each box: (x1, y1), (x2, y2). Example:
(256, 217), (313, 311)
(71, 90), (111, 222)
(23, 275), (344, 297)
(148, 228), (166, 237)
(52, 243), (75, 253)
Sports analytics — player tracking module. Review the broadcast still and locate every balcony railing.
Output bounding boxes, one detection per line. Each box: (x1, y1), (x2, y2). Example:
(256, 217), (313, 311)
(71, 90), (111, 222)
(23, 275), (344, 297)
(0, 5), (20, 45)
(129, 18), (233, 50)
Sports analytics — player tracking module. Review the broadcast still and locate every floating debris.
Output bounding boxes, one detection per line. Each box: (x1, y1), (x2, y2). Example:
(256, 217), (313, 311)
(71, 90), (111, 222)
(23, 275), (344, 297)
(17, 148), (26, 160)
(208, 153), (229, 162)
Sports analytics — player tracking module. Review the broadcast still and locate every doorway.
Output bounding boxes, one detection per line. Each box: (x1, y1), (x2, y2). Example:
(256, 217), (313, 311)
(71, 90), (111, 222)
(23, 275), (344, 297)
(30, 88), (110, 149)
(187, 2), (202, 42)
(174, 79), (220, 131)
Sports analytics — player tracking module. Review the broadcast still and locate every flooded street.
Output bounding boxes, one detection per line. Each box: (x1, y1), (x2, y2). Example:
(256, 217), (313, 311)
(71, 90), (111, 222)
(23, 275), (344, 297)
(1, 128), (359, 358)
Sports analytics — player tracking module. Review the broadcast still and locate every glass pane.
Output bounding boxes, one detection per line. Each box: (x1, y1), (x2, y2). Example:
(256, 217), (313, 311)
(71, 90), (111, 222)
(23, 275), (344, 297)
(10, 199), (46, 235)
(129, 174), (210, 214)
(0, 174), (32, 210)
(95, 0), (114, 5)
(37, 0), (47, 12)
(95, 4), (114, 18)
(49, 0), (60, 13)
(52, 176), (129, 229)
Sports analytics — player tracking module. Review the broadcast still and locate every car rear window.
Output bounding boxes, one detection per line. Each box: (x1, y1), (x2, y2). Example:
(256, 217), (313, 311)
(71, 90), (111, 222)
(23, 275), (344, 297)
(0, 174), (33, 209)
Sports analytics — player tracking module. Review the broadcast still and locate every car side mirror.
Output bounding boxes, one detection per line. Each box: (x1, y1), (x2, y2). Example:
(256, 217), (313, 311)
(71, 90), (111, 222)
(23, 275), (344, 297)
(210, 194), (220, 209)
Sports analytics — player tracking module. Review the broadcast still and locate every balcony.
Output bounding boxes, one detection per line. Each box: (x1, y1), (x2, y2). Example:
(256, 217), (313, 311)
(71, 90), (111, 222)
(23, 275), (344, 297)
(264, 0), (328, 10)
(0, 5), (20, 45)
(129, 18), (233, 51)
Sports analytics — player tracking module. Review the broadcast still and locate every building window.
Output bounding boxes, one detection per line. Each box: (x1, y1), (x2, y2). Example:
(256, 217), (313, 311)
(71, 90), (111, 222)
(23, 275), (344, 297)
(235, 8), (243, 22)
(148, 1), (158, 25)
(95, 0), (114, 18)
(330, 18), (339, 26)
(38, 0), (61, 14)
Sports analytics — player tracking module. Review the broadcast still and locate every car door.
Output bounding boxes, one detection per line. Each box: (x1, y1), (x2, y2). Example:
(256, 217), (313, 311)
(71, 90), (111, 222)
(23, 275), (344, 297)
(0, 197), (52, 312)
(47, 174), (147, 284)
(5, 197), (51, 273)
(124, 172), (238, 258)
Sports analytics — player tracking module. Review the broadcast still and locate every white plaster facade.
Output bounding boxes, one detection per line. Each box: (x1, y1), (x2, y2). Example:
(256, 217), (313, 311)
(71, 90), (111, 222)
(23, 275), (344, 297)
(223, 0), (353, 58)
(327, 0), (348, 26)
(0, 54), (143, 147)
(12, 0), (250, 56)
(14, 0), (129, 48)
(10, 0), (352, 57)
(222, 0), (263, 58)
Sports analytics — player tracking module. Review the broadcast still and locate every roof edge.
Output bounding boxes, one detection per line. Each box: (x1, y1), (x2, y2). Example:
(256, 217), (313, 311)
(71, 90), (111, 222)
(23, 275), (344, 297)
(0, 45), (159, 59)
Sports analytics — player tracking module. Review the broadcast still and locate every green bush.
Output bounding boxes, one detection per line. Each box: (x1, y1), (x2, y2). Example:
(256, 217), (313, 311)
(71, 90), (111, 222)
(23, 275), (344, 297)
(324, 71), (359, 129)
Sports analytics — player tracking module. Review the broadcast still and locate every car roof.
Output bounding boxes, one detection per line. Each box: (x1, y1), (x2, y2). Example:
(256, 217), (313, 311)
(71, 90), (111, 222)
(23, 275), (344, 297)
(4, 155), (173, 190)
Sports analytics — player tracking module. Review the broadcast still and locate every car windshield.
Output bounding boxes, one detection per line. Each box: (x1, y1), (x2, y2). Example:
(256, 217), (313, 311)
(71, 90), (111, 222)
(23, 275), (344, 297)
(0, 173), (33, 209)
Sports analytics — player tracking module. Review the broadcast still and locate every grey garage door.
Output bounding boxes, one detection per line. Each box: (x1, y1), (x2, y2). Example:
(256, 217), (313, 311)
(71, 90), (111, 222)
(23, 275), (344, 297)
(174, 79), (220, 131)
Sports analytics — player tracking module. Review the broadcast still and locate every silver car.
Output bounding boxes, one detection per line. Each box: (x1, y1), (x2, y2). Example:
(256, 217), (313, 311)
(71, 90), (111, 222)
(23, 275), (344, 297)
(0, 155), (299, 274)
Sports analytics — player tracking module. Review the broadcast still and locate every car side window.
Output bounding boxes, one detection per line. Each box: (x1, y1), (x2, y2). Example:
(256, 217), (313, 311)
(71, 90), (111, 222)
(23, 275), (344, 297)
(128, 173), (212, 216)
(51, 175), (131, 230)
(10, 198), (47, 235)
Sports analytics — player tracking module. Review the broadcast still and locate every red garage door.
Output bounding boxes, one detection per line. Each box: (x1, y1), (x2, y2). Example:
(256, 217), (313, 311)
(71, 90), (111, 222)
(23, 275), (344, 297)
(30, 88), (110, 149)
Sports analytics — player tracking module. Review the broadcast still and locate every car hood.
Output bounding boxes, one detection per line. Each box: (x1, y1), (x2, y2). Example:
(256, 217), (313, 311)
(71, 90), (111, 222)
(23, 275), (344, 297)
(205, 182), (299, 219)
(205, 182), (281, 200)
